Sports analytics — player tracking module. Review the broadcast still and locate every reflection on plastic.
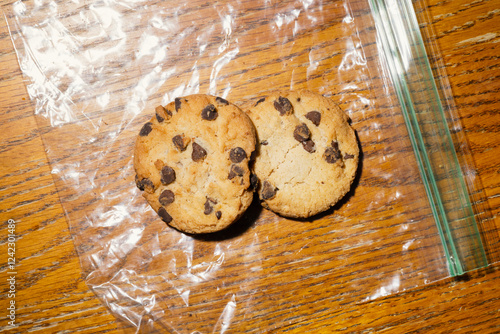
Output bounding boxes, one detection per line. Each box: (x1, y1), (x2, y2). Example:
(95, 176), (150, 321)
(365, 274), (401, 301)
(214, 295), (237, 334)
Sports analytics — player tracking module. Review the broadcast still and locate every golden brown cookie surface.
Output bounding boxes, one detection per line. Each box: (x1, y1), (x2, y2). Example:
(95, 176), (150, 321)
(134, 95), (257, 234)
(246, 90), (359, 218)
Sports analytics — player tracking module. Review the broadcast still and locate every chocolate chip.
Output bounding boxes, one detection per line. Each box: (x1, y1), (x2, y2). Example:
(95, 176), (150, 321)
(297, 97), (301, 102)
(261, 140), (268, 146)
(201, 104), (218, 121)
(302, 139), (316, 153)
(204, 197), (217, 215)
(216, 97), (229, 105)
(159, 190), (175, 206)
(250, 173), (259, 190)
(155, 105), (172, 123)
(175, 98), (182, 112)
(293, 123), (311, 142)
(274, 96), (293, 116)
(158, 207), (172, 223)
(192, 142), (207, 162)
(228, 164), (244, 179)
(261, 180), (277, 200)
(215, 211), (222, 219)
(135, 175), (144, 190)
(255, 97), (265, 107)
(204, 201), (213, 215)
(144, 179), (155, 191)
(139, 122), (153, 136)
(230, 147), (247, 163)
(142, 178), (154, 189)
(172, 134), (189, 152)
(160, 166), (176, 185)
(344, 153), (355, 159)
(305, 111), (321, 126)
(136, 177), (154, 192)
(324, 141), (342, 164)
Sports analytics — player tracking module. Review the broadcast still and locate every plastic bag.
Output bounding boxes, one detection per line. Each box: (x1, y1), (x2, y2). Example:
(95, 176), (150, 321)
(5, 0), (489, 331)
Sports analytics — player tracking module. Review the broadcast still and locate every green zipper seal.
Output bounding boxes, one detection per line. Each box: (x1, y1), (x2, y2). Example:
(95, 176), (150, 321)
(368, 0), (488, 276)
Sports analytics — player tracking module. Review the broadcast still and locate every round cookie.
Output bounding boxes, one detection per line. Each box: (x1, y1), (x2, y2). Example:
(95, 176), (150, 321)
(245, 90), (359, 218)
(134, 94), (257, 234)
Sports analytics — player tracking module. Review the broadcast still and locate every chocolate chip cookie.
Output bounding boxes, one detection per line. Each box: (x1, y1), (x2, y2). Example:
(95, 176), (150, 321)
(134, 95), (257, 234)
(246, 90), (359, 218)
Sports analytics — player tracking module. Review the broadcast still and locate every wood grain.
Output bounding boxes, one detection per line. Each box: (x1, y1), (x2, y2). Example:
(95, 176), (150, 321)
(0, 0), (499, 333)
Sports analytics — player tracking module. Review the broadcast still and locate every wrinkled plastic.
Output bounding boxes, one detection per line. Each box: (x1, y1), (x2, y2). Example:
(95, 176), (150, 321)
(4, 0), (484, 332)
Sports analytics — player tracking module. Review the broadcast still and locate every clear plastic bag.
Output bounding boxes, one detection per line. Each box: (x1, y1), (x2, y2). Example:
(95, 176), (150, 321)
(4, 0), (493, 332)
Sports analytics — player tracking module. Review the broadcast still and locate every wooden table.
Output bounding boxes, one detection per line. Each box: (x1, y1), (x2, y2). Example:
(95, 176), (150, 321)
(1, 0), (499, 332)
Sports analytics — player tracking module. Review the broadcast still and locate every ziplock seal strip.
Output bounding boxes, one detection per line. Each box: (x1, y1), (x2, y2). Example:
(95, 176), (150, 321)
(368, 0), (488, 276)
